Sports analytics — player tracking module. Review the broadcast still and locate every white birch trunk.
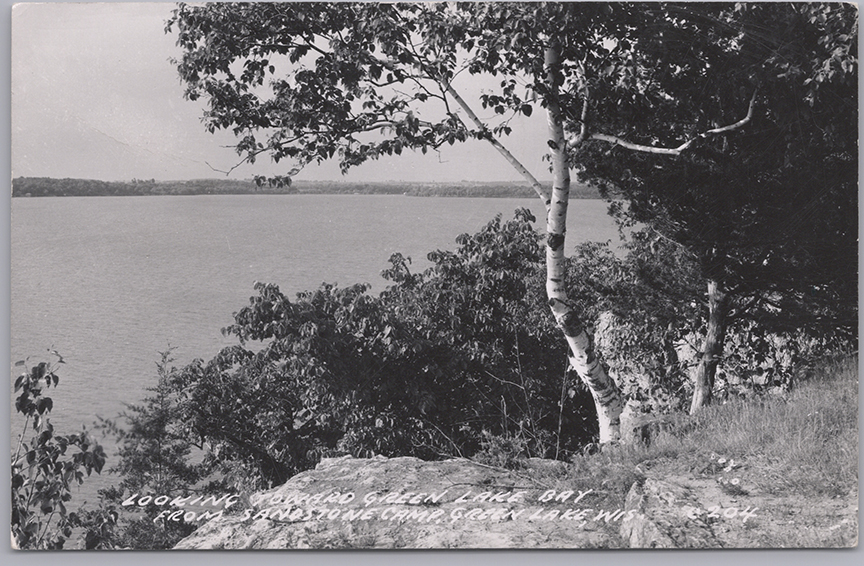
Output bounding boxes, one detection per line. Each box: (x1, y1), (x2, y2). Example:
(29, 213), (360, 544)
(544, 44), (624, 443)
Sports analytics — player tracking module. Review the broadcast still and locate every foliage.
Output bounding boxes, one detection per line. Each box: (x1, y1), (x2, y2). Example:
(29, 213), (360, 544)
(90, 350), (203, 549)
(160, 1), (681, 193)
(163, 2), (856, 185)
(166, 2), (857, 418)
(11, 354), (107, 549)
(68, 505), (120, 550)
(378, 208), (599, 455)
(559, 2), (858, 411)
(575, 226), (853, 413)
(569, 231), (702, 414)
(162, 2), (716, 177)
(165, 211), (604, 487)
(101, 350), (203, 496)
(160, 1), (857, 474)
(473, 432), (530, 471)
(162, 200), (854, 487)
(166, 1), (474, 173)
(576, 2), (858, 335)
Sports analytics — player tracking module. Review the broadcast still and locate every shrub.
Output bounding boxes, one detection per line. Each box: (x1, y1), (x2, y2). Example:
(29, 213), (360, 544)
(11, 354), (106, 549)
(569, 230), (703, 416)
(168, 210), (599, 487)
(158, 210), (854, 490)
(93, 350), (202, 549)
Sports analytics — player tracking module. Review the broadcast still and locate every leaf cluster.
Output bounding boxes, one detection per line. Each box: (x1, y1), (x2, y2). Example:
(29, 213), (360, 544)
(161, 205), (826, 487)
(84, 350), (212, 549)
(166, 2), (482, 175)
(11, 356), (107, 549)
(100, 350), (203, 497)
(165, 2), (713, 180)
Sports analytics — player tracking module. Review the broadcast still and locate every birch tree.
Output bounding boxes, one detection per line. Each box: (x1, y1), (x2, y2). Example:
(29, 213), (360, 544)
(167, 1), (619, 443)
(167, 2), (854, 438)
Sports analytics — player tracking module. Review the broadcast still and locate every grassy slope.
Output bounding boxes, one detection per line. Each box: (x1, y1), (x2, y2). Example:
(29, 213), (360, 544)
(531, 355), (858, 546)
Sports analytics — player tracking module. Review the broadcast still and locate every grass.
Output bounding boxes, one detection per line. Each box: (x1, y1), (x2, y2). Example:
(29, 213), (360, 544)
(537, 355), (858, 506)
(681, 354), (858, 496)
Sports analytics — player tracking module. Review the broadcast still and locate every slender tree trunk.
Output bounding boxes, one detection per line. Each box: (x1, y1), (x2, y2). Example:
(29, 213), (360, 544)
(689, 279), (730, 414)
(544, 43), (623, 443)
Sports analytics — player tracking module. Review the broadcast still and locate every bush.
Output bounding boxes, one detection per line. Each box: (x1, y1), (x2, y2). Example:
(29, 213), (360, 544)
(156, 210), (854, 490)
(93, 350), (202, 549)
(11, 354), (106, 549)
(567, 230), (703, 416)
(167, 210), (598, 487)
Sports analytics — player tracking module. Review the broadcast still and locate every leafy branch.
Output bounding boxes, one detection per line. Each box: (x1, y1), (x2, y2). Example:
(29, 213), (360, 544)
(11, 354), (107, 549)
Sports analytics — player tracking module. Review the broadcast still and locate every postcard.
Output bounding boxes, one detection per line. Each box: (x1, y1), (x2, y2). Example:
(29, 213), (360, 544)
(10, 2), (858, 551)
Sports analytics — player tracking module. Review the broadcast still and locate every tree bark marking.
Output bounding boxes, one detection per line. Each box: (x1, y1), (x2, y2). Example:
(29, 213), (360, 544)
(544, 41), (623, 443)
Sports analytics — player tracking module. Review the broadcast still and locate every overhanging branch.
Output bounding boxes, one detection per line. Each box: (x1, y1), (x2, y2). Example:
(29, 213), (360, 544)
(571, 90), (758, 155)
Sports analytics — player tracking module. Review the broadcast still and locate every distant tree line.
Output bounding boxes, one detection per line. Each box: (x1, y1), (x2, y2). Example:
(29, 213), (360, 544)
(294, 180), (600, 198)
(11, 177), (296, 197)
(11, 177), (601, 199)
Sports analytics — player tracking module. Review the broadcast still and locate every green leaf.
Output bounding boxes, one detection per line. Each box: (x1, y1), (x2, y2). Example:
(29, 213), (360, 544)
(36, 397), (53, 415)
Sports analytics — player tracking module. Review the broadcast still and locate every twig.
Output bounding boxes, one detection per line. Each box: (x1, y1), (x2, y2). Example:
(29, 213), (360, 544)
(423, 419), (464, 458)
(555, 364), (569, 461)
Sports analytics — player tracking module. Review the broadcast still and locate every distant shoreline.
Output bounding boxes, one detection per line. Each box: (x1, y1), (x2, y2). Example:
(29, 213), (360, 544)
(11, 177), (602, 199)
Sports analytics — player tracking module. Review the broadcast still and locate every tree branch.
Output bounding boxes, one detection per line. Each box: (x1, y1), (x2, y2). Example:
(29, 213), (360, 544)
(572, 90), (758, 155)
(727, 294), (762, 322)
(569, 60), (590, 146)
(441, 80), (552, 206)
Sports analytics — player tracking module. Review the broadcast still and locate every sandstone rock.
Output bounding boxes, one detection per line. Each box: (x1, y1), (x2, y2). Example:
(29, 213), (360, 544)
(171, 456), (857, 549)
(620, 477), (718, 548)
(174, 455), (617, 549)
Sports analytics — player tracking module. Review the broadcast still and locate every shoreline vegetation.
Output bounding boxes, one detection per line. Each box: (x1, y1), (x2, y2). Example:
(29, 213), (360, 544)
(11, 177), (601, 199)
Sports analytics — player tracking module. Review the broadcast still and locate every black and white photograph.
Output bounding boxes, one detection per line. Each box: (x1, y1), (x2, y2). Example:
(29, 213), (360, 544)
(9, 1), (859, 551)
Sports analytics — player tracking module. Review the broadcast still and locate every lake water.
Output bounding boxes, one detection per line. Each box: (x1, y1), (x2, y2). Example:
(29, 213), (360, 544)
(11, 194), (623, 505)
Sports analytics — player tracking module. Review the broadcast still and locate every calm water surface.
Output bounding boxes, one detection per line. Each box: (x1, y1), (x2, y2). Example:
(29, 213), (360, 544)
(11, 194), (623, 504)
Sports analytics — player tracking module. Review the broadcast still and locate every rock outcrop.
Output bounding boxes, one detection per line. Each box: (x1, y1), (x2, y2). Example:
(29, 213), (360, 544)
(620, 477), (718, 548)
(174, 455), (619, 549)
(173, 455), (858, 550)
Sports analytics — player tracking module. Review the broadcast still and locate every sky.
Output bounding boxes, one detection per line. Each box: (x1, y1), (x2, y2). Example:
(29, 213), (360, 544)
(11, 2), (553, 183)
